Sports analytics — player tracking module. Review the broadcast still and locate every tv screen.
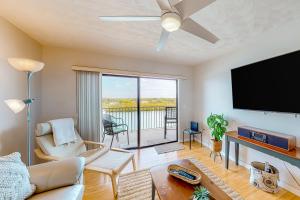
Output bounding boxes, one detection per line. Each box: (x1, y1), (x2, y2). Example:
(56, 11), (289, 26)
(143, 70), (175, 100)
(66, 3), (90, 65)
(231, 50), (300, 114)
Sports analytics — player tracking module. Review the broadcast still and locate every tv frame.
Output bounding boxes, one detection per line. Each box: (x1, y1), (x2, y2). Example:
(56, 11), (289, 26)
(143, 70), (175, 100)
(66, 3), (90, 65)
(230, 50), (300, 115)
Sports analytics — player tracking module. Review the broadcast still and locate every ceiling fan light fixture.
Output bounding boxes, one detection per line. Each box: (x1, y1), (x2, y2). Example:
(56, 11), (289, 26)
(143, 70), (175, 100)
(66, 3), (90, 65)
(161, 12), (181, 32)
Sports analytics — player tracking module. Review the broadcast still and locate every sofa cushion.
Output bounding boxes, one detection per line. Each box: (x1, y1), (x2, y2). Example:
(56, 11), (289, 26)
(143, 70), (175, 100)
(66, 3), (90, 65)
(28, 157), (85, 194)
(27, 185), (84, 200)
(0, 152), (35, 200)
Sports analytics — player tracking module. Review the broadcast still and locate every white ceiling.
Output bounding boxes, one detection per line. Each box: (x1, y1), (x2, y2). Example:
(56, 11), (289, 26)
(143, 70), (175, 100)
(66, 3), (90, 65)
(1, 0), (300, 66)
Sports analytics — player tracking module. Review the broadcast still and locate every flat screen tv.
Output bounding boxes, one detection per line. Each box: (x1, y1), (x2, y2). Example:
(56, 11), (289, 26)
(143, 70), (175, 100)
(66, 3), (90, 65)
(231, 50), (300, 114)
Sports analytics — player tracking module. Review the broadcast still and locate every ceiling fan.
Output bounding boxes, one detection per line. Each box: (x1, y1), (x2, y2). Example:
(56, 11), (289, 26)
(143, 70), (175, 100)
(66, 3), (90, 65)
(99, 0), (219, 51)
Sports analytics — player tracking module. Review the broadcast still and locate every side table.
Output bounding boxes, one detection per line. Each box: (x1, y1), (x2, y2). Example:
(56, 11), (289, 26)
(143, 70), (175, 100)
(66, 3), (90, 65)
(183, 129), (202, 149)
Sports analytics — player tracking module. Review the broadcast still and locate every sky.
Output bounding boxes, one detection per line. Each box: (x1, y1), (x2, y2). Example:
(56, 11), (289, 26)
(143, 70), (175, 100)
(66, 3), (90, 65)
(102, 76), (176, 98)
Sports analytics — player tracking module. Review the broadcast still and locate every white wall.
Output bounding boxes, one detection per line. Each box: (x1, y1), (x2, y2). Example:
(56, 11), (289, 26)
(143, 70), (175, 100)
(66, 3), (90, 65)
(193, 19), (300, 194)
(40, 46), (194, 139)
(0, 17), (42, 163)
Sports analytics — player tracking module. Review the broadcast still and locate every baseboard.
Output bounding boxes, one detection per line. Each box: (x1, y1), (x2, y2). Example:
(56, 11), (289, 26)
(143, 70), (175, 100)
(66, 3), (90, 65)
(193, 138), (300, 196)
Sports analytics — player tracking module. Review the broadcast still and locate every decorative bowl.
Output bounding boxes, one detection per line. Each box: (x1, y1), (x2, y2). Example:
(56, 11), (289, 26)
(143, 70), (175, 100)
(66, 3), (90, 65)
(167, 164), (201, 185)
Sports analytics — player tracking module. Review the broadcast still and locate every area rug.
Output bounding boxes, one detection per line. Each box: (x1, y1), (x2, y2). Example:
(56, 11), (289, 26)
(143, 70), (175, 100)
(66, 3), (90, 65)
(118, 169), (159, 200)
(118, 158), (243, 200)
(154, 142), (184, 154)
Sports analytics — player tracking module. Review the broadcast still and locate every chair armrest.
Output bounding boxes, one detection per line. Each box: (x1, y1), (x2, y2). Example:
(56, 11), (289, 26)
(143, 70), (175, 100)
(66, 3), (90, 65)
(34, 148), (61, 161)
(111, 147), (131, 153)
(28, 157), (85, 194)
(83, 140), (105, 147)
(111, 116), (124, 124)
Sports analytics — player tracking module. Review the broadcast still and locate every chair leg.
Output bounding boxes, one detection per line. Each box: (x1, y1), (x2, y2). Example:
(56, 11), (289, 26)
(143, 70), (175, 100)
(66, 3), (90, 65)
(102, 133), (105, 142)
(132, 157), (136, 171)
(116, 134), (119, 142)
(110, 174), (118, 199)
(164, 120), (167, 139)
(110, 135), (115, 148)
(127, 131), (129, 145)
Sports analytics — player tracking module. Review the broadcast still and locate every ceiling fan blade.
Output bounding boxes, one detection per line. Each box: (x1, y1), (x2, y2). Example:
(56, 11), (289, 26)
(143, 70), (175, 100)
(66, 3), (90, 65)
(181, 18), (218, 44)
(99, 16), (161, 22)
(174, 0), (215, 19)
(156, 29), (170, 51)
(156, 0), (171, 11)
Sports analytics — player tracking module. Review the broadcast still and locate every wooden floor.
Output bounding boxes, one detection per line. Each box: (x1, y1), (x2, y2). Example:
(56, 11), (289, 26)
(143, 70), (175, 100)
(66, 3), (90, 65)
(83, 142), (300, 200)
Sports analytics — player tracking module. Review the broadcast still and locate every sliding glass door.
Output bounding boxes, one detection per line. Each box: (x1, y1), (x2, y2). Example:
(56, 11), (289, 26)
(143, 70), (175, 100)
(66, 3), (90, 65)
(101, 75), (138, 148)
(140, 78), (178, 147)
(101, 75), (178, 149)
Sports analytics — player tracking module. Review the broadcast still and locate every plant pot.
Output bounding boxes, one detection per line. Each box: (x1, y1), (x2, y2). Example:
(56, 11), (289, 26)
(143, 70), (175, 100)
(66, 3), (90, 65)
(211, 139), (222, 152)
(193, 196), (209, 200)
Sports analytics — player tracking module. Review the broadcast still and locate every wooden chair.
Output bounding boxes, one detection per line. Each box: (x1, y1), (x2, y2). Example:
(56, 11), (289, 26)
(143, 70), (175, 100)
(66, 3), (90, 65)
(164, 107), (177, 139)
(102, 114), (129, 148)
(34, 121), (136, 198)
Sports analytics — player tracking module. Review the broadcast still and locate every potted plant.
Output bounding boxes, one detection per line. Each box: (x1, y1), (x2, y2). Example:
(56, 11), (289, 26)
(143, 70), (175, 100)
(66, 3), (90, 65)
(193, 186), (209, 200)
(207, 113), (228, 153)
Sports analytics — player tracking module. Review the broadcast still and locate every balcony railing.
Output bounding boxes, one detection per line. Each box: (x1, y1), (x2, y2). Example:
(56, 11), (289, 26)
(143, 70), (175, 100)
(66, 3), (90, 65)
(102, 106), (176, 132)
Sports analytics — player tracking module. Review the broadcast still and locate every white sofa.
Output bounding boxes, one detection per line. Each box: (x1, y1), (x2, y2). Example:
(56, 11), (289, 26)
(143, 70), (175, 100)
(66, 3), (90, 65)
(28, 157), (85, 200)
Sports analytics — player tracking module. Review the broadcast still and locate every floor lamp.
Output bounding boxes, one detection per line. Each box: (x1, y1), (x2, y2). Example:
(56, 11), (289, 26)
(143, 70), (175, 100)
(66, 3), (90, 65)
(5, 58), (44, 166)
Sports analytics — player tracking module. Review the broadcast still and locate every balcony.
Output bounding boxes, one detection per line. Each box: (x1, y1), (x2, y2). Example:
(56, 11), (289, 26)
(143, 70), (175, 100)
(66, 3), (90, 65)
(102, 106), (177, 148)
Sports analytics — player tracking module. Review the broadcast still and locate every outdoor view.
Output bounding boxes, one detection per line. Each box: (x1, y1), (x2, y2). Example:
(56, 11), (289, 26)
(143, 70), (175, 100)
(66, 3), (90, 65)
(102, 98), (176, 109)
(102, 75), (177, 148)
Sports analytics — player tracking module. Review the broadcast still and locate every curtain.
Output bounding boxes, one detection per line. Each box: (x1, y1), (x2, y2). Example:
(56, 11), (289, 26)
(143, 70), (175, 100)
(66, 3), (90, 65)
(76, 71), (100, 142)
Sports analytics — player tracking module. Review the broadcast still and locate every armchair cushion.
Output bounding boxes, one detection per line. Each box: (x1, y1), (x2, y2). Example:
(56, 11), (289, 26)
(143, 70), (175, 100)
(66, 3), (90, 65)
(36, 130), (86, 158)
(49, 118), (77, 146)
(36, 120), (78, 137)
(112, 125), (127, 133)
(79, 146), (109, 164)
(28, 157), (85, 194)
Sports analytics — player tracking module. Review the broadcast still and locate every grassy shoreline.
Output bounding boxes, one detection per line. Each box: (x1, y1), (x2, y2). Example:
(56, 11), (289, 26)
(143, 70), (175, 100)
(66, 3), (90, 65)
(102, 98), (176, 109)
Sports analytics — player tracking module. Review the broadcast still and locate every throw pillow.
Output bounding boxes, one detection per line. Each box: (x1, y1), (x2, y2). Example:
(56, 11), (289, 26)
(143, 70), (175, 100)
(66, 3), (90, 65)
(0, 152), (35, 200)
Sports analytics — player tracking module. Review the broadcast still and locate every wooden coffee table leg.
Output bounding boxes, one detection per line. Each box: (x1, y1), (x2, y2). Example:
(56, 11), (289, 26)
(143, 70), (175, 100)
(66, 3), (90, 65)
(152, 180), (155, 200)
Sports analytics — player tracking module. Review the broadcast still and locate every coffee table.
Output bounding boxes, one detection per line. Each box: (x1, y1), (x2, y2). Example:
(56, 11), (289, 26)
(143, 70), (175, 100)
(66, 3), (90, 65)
(150, 159), (232, 200)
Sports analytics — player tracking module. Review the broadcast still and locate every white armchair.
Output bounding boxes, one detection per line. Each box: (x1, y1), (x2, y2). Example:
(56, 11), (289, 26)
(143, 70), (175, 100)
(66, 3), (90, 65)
(34, 121), (136, 198)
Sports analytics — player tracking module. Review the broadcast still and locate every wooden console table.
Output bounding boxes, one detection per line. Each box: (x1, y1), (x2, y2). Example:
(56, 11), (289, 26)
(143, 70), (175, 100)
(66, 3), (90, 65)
(225, 131), (300, 169)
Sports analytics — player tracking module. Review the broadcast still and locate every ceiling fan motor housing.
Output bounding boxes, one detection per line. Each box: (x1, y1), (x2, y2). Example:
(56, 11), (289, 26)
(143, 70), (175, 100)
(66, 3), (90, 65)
(161, 12), (182, 32)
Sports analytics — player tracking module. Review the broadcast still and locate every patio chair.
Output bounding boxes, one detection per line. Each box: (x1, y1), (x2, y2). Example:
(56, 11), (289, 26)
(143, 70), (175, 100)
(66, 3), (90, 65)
(34, 120), (136, 198)
(164, 107), (177, 139)
(102, 114), (129, 148)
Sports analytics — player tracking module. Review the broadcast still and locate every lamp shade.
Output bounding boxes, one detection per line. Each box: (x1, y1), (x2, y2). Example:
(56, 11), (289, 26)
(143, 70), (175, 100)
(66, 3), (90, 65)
(4, 99), (26, 113)
(8, 58), (44, 72)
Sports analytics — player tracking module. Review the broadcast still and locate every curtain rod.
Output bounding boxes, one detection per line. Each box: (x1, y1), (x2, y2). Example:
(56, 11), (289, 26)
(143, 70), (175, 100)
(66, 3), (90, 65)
(72, 65), (187, 80)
